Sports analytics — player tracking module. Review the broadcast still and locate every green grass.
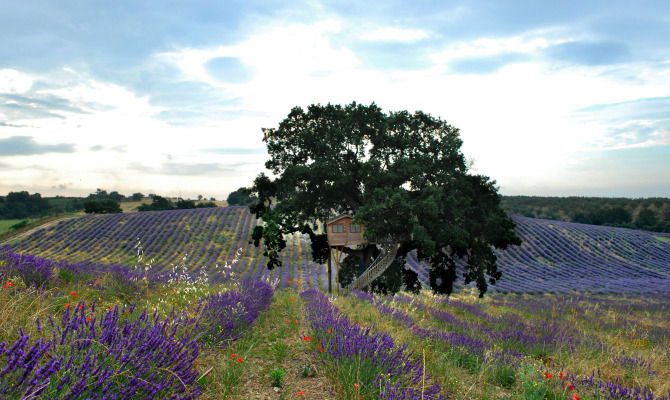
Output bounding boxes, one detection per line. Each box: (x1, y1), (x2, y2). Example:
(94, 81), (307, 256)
(655, 235), (670, 243)
(0, 219), (24, 234)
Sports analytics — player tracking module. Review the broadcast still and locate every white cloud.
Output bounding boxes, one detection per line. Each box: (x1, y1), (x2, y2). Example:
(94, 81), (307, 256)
(359, 27), (430, 42)
(0, 69), (33, 93)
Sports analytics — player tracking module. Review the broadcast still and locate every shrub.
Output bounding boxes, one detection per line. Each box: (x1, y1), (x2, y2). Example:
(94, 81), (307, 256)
(269, 368), (285, 388)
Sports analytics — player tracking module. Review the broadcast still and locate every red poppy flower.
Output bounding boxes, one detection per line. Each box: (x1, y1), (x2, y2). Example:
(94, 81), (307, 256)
(236, 357), (243, 362)
(354, 383), (359, 389)
(3, 281), (12, 288)
(289, 298), (294, 301)
(560, 371), (564, 380)
(318, 346), (323, 352)
(297, 391), (304, 395)
(294, 320), (298, 324)
(78, 305), (82, 309)
(285, 320), (289, 323)
(327, 329), (331, 333)
(70, 292), (77, 296)
(544, 373), (552, 379)
(64, 304), (69, 308)
(567, 384), (575, 391)
(231, 353), (237, 358)
(571, 395), (580, 400)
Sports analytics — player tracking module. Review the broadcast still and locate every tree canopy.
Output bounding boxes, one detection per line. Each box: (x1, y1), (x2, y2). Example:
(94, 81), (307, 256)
(84, 199), (122, 214)
(250, 102), (521, 297)
(226, 187), (257, 206)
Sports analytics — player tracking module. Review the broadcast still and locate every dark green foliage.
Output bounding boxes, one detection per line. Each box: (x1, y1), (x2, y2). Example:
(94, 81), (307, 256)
(337, 255), (361, 288)
(138, 196), (216, 212)
(501, 196), (670, 233)
(339, 249), (421, 295)
(138, 195), (173, 211)
(83, 199), (122, 214)
(131, 192), (144, 201)
(176, 199), (196, 209)
(634, 207), (658, 229)
(87, 188), (126, 201)
(0, 191), (50, 219)
(0, 192), (85, 219)
(490, 365), (516, 389)
(303, 231), (329, 264)
(250, 102), (521, 297)
(368, 258), (405, 296)
(226, 187), (257, 206)
(46, 196), (84, 213)
(10, 220), (28, 230)
(250, 208), (286, 270)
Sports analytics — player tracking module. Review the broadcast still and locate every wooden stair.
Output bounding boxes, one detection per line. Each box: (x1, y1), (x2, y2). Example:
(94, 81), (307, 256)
(342, 243), (399, 296)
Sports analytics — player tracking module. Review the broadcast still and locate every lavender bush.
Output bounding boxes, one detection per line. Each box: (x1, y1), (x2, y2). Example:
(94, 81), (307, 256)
(300, 288), (446, 400)
(196, 280), (273, 347)
(0, 301), (202, 399)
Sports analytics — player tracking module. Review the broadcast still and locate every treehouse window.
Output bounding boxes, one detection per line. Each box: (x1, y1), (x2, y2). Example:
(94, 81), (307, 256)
(350, 224), (361, 233)
(332, 224), (343, 233)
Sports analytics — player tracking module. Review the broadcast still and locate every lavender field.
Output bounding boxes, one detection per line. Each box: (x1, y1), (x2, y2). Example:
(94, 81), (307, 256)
(5, 206), (670, 295)
(2, 206), (670, 399)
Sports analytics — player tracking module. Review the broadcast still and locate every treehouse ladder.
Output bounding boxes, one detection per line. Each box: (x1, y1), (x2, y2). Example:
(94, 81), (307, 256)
(341, 243), (399, 296)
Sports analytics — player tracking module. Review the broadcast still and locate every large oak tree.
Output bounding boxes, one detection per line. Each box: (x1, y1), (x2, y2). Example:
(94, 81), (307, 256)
(250, 102), (521, 297)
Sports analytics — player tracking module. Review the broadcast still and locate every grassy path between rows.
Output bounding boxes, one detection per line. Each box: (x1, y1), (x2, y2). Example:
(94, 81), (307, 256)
(197, 289), (333, 399)
(0, 214), (78, 246)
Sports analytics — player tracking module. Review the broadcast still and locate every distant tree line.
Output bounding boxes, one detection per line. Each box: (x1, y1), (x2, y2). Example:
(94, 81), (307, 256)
(501, 196), (670, 233)
(0, 191), (84, 219)
(137, 195), (217, 211)
(1, 189), (219, 218)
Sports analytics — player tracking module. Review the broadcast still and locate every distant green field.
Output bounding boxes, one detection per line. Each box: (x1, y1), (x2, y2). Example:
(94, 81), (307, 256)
(119, 199), (228, 212)
(655, 235), (670, 243)
(0, 219), (25, 234)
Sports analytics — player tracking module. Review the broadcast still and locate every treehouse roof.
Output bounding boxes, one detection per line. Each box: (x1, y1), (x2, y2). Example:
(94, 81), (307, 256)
(326, 214), (355, 225)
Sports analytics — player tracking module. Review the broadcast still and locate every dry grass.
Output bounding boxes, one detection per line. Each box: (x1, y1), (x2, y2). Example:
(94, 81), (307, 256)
(330, 291), (670, 400)
(196, 289), (333, 400)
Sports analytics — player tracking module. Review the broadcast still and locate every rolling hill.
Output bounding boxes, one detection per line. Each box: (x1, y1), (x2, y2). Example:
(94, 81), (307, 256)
(5, 206), (670, 294)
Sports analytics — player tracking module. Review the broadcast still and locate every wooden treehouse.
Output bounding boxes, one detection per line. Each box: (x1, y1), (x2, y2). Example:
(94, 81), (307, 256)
(326, 214), (399, 296)
(326, 214), (366, 247)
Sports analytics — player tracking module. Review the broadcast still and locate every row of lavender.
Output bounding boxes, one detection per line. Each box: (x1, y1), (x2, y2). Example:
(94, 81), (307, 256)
(300, 288), (447, 400)
(8, 206), (670, 294)
(0, 279), (273, 399)
(351, 291), (670, 400)
(406, 216), (670, 294)
(8, 207), (333, 291)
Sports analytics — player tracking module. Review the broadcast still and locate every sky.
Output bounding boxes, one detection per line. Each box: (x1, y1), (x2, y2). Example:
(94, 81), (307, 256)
(1, 1), (669, 199)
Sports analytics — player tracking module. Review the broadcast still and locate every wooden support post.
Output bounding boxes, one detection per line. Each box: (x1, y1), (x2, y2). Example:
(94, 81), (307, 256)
(330, 246), (345, 296)
(328, 250), (332, 294)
